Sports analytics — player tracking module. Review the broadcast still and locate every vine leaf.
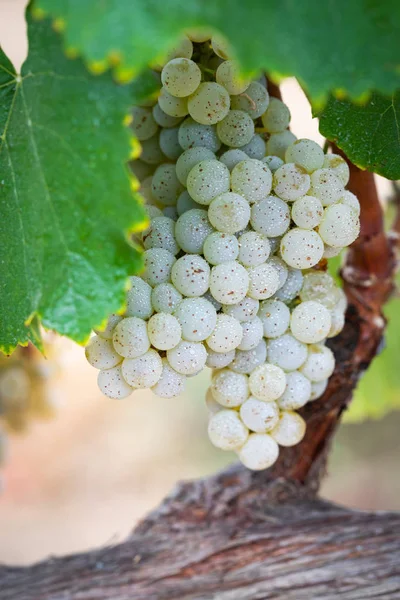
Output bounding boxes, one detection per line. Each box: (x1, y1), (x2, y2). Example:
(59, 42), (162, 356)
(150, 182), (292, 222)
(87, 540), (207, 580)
(0, 15), (147, 355)
(318, 92), (400, 180)
(36, 0), (400, 103)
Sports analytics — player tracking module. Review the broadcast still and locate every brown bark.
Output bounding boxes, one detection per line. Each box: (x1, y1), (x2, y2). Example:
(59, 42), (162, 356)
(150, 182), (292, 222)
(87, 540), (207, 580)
(0, 160), (398, 599)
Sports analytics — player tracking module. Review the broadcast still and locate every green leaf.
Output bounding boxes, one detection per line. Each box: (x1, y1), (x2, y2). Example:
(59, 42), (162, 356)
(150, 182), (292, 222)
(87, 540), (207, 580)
(344, 297), (400, 422)
(0, 15), (147, 355)
(36, 0), (400, 103)
(318, 92), (400, 180)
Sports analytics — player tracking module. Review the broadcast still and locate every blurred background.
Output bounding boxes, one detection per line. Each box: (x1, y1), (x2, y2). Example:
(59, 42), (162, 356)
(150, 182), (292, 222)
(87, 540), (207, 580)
(0, 0), (399, 566)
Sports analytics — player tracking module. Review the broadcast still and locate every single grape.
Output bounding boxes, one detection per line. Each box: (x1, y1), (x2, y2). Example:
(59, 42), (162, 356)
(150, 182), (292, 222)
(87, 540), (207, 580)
(238, 231), (271, 267)
(163, 206), (178, 220)
(140, 133), (166, 164)
(208, 192), (251, 234)
(285, 139), (324, 173)
(267, 257), (288, 289)
(273, 163), (311, 201)
(247, 263), (280, 300)
(216, 60), (249, 95)
(328, 305), (345, 338)
(223, 296), (259, 322)
(171, 255), (210, 297)
(210, 261), (249, 305)
(159, 126), (182, 160)
(239, 134), (266, 160)
(186, 28), (212, 43)
(258, 299), (290, 339)
(230, 81), (269, 118)
(125, 276), (154, 320)
(152, 163), (183, 206)
(158, 87), (189, 117)
(211, 35), (231, 60)
(167, 340), (207, 375)
(267, 333), (308, 371)
(309, 168), (344, 206)
(176, 146), (216, 185)
(274, 267), (304, 303)
(291, 195), (324, 230)
(187, 160), (230, 205)
(309, 378), (328, 401)
(206, 313), (243, 352)
(205, 387), (222, 415)
(238, 433), (279, 470)
(249, 363), (286, 402)
(97, 365), (134, 399)
(176, 191), (201, 215)
(151, 358), (186, 398)
(338, 191), (361, 216)
(231, 159), (272, 203)
(211, 369), (249, 407)
(143, 216), (180, 255)
(174, 297), (217, 342)
(250, 196), (290, 237)
(270, 411), (306, 446)
(131, 106), (158, 141)
(230, 339), (267, 374)
(152, 102), (183, 128)
(178, 118), (221, 152)
(161, 58), (201, 97)
(203, 232), (239, 265)
(95, 314), (123, 340)
(147, 313), (182, 350)
(299, 272), (340, 309)
(175, 209), (214, 254)
(319, 203), (360, 247)
(188, 82), (230, 125)
(323, 153), (350, 185)
(261, 97), (291, 133)
(142, 248), (176, 287)
(240, 398), (279, 432)
(266, 131), (298, 160)
(238, 316), (264, 350)
(208, 409), (249, 450)
(299, 344), (335, 381)
(121, 349), (163, 388)
(262, 155), (284, 173)
(277, 371), (311, 410)
(206, 347), (236, 369)
(112, 317), (150, 358)
(151, 283), (182, 314)
(290, 300), (332, 344)
(85, 335), (122, 370)
(217, 110), (255, 147)
(280, 228), (324, 269)
(219, 149), (248, 171)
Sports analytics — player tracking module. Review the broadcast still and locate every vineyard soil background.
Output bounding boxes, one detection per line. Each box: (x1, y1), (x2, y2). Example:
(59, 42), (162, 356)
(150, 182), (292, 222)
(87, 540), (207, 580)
(0, 0), (399, 568)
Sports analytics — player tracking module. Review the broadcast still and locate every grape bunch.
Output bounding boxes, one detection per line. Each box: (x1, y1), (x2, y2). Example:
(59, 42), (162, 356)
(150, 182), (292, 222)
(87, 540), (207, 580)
(85, 32), (360, 471)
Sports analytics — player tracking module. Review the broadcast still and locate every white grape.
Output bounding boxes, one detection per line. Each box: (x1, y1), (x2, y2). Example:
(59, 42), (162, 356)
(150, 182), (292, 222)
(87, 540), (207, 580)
(309, 168), (344, 206)
(300, 344), (335, 381)
(95, 314), (123, 340)
(230, 81), (269, 118)
(121, 349), (163, 388)
(178, 118), (221, 152)
(336, 288), (348, 313)
(238, 316), (264, 350)
(238, 433), (279, 470)
(258, 299), (290, 338)
(158, 87), (189, 118)
(230, 339), (267, 374)
(323, 153), (350, 185)
(206, 313), (243, 352)
(267, 333), (308, 371)
(131, 106), (158, 141)
(216, 60), (249, 95)
(203, 232), (239, 265)
(217, 110), (255, 147)
(151, 283), (182, 314)
(240, 398), (279, 432)
(205, 387), (222, 415)
(319, 203), (360, 247)
(174, 297), (217, 342)
(261, 97), (291, 133)
(280, 228), (324, 269)
(290, 301), (332, 344)
(274, 267), (303, 303)
(188, 82), (230, 125)
(171, 255), (210, 297)
(240, 134), (266, 160)
(163, 206), (178, 220)
(158, 126), (182, 160)
(208, 409), (249, 451)
(310, 378), (328, 401)
(262, 155), (284, 173)
(223, 296), (259, 322)
(143, 216), (180, 254)
(140, 177), (157, 205)
(186, 29), (212, 43)
(162, 36), (193, 63)
(328, 305), (345, 338)
(167, 340), (207, 375)
(208, 192), (251, 234)
(151, 358), (186, 398)
(85, 335), (122, 370)
(206, 347), (235, 369)
(273, 163), (311, 201)
(247, 263), (280, 300)
(270, 411), (306, 446)
(112, 315), (150, 357)
(176, 191), (201, 215)
(219, 149), (248, 171)
(299, 271), (340, 309)
(231, 159), (272, 203)
(140, 133), (165, 164)
(250, 196), (290, 237)
(211, 35), (231, 60)
(338, 191), (361, 216)
(267, 235), (282, 254)
(142, 248), (176, 286)
(152, 103), (183, 128)
(211, 369), (249, 407)
(210, 261), (249, 305)
(125, 276), (154, 320)
(161, 58), (201, 97)
(265, 131), (297, 160)
(176, 147), (216, 185)
(131, 159), (155, 182)
(152, 163), (183, 206)
(285, 139), (324, 173)
(238, 231), (271, 267)
(277, 371), (311, 410)
(291, 195), (324, 230)
(187, 160), (230, 205)
(267, 257), (288, 289)
(97, 365), (134, 399)
(249, 363), (286, 402)
(175, 209), (214, 253)
(147, 313), (182, 350)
